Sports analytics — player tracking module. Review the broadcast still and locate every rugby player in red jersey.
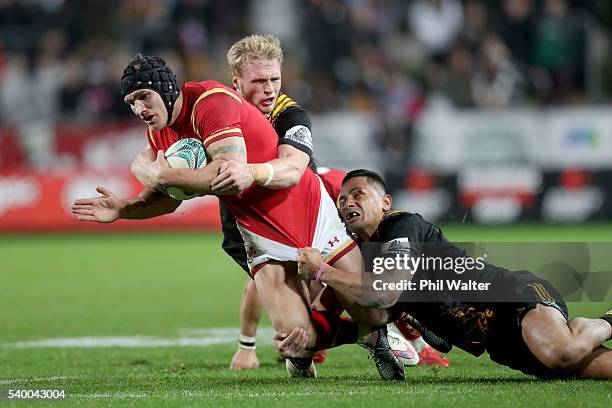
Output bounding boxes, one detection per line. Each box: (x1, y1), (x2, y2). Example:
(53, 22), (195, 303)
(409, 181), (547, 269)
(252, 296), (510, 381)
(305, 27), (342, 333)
(71, 54), (406, 380)
(215, 35), (339, 370)
(212, 35), (443, 370)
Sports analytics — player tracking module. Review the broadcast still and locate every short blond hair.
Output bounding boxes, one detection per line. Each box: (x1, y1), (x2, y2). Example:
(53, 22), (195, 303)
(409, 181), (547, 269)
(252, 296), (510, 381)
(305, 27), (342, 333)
(227, 34), (283, 76)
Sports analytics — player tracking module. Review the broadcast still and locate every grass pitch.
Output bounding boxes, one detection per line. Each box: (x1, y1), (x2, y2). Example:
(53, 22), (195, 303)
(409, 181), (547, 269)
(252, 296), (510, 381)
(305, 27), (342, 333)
(1, 224), (611, 407)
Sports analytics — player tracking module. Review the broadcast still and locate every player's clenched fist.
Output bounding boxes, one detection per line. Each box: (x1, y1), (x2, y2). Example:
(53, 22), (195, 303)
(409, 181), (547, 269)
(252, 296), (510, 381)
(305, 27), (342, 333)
(211, 160), (253, 195)
(297, 247), (324, 280)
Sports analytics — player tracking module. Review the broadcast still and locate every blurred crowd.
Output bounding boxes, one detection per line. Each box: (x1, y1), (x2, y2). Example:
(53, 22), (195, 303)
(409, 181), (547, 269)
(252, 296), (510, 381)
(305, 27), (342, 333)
(0, 0), (611, 179)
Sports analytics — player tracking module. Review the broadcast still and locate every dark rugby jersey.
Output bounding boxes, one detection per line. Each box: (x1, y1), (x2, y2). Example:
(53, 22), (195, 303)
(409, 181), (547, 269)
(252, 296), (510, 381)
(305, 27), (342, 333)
(362, 211), (518, 356)
(268, 93), (317, 172)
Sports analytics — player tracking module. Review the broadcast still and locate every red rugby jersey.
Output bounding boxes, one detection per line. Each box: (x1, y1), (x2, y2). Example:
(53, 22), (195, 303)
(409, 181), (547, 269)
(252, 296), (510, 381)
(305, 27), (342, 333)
(147, 80), (322, 248)
(317, 167), (347, 203)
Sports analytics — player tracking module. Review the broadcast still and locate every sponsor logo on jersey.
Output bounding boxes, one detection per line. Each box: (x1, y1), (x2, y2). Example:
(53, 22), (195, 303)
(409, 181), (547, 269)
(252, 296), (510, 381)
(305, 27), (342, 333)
(285, 125), (313, 150)
(381, 237), (411, 254)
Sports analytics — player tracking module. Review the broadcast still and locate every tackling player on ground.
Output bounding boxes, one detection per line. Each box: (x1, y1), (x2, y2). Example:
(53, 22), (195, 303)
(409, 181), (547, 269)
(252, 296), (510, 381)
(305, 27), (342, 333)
(293, 169), (612, 378)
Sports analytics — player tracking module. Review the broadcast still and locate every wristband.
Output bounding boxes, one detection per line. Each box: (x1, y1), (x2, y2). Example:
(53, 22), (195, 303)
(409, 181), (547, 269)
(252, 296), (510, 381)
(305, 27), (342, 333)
(262, 163), (274, 186)
(248, 163), (274, 187)
(238, 334), (256, 350)
(316, 263), (329, 284)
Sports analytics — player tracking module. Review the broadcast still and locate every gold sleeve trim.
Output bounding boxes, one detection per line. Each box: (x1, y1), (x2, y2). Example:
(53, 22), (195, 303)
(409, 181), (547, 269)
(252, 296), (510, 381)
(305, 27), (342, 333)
(191, 88), (242, 136)
(203, 127), (242, 145)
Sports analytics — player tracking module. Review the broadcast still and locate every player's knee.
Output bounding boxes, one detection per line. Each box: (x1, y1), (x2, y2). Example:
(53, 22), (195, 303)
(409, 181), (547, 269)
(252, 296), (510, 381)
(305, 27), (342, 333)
(344, 299), (391, 327)
(541, 343), (589, 371)
(360, 308), (391, 327)
(364, 290), (400, 310)
(269, 313), (310, 335)
(244, 279), (257, 295)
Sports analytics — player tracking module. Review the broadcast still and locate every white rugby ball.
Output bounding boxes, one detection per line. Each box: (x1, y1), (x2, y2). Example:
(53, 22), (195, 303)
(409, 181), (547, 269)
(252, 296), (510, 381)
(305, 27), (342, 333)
(164, 138), (207, 200)
(387, 328), (420, 367)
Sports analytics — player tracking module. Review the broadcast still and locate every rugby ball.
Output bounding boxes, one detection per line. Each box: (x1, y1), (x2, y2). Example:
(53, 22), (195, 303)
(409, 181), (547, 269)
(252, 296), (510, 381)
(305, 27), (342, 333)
(387, 328), (420, 366)
(164, 138), (207, 200)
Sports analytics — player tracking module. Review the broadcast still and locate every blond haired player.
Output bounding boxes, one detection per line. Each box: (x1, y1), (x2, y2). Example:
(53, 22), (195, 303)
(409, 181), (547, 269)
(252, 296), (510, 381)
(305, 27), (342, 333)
(217, 35), (447, 370)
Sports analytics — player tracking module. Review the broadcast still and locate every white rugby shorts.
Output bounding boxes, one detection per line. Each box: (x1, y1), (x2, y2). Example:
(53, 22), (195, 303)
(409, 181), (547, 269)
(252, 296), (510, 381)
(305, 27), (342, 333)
(238, 177), (356, 275)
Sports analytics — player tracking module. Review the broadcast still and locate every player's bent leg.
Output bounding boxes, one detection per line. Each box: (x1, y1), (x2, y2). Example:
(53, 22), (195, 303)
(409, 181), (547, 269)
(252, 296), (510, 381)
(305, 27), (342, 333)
(570, 345), (612, 378)
(255, 262), (320, 378)
(562, 317), (612, 378)
(567, 316), (612, 351)
(253, 261), (316, 348)
(522, 304), (612, 377)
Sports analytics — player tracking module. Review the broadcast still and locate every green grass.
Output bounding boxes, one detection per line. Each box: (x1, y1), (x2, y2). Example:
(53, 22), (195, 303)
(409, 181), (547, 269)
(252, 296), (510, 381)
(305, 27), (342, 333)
(0, 225), (611, 407)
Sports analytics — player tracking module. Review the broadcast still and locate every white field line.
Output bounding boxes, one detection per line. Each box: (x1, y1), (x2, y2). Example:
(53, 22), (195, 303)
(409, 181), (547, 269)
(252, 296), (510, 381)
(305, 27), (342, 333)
(70, 389), (385, 399)
(0, 375), (77, 385)
(0, 327), (275, 349)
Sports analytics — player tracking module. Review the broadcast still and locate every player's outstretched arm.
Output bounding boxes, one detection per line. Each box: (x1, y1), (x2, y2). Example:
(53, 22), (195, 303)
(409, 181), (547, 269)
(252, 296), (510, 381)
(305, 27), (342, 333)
(71, 186), (180, 223)
(71, 186), (124, 223)
(211, 144), (310, 194)
(120, 187), (182, 220)
(297, 247), (413, 309)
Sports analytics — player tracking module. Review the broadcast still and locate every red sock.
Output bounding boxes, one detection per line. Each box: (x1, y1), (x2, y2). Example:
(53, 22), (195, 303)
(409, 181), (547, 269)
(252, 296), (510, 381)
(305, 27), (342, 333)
(311, 311), (360, 350)
(311, 310), (338, 350)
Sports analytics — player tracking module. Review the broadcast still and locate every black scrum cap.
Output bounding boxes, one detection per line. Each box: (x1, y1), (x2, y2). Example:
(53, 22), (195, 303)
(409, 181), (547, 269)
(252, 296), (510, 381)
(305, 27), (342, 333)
(120, 55), (180, 124)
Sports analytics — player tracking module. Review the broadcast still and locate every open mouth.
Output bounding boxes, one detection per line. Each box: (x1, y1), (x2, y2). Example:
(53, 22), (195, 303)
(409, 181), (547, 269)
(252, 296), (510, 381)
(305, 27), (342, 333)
(344, 211), (361, 222)
(261, 97), (275, 107)
(142, 113), (155, 124)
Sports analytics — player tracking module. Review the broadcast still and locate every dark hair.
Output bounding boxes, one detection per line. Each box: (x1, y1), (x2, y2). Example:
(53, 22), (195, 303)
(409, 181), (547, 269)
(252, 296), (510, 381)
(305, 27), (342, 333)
(342, 169), (387, 194)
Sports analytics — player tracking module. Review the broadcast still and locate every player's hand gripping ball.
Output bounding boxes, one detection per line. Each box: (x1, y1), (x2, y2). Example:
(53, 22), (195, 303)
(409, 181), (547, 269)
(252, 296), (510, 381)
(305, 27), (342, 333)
(164, 138), (207, 200)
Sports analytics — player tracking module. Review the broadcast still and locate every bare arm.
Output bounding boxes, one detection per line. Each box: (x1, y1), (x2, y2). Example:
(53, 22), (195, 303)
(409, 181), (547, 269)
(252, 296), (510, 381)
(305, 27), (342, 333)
(120, 187), (181, 220)
(238, 279), (264, 337)
(229, 279), (263, 370)
(263, 144), (310, 189)
(71, 186), (181, 223)
(153, 137), (247, 196)
(131, 145), (156, 188)
(297, 248), (414, 309)
(210, 144), (310, 194)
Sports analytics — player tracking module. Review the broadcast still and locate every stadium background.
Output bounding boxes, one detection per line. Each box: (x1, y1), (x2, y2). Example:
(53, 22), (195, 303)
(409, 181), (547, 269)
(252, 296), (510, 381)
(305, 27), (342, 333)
(2, 0), (612, 229)
(0, 1), (611, 406)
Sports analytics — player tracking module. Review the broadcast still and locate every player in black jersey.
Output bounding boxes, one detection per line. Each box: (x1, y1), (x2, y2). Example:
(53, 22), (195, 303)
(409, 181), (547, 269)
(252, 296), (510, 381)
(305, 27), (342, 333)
(295, 169), (612, 378)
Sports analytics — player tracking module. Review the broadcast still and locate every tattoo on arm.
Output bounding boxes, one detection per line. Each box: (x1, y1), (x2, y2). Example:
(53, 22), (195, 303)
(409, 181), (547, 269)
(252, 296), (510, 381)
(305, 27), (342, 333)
(208, 145), (246, 159)
(123, 190), (165, 214)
